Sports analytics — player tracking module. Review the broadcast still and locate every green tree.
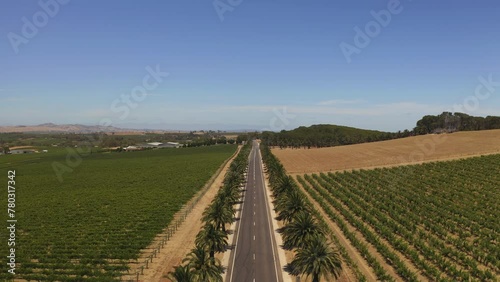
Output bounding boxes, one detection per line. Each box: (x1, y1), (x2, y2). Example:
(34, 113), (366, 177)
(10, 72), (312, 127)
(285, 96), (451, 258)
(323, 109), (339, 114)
(202, 198), (234, 233)
(280, 212), (325, 250)
(236, 134), (248, 144)
(289, 237), (342, 282)
(270, 175), (295, 197)
(274, 190), (309, 224)
(195, 223), (228, 258)
(167, 264), (194, 282)
(183, 246), (224, 282)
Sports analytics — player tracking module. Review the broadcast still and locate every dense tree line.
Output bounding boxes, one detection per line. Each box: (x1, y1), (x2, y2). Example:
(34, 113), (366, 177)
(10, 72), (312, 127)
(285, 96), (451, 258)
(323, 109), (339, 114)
(260, 124), (401, 149)
(261, 145), (342, 282)
(413, 112), (500, 135)
(184, 137), (235, 147)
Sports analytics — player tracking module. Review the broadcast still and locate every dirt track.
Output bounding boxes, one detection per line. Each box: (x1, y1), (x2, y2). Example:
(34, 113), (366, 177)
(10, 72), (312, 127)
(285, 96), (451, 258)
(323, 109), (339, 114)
(272, 130), (500, 174)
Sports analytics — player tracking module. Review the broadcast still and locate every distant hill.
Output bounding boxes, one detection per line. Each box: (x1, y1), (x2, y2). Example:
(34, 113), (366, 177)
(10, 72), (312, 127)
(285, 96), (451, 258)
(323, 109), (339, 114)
(261, 124), (397, 148)
(262, 112), (500, 149)
(0, 123), (149, 134)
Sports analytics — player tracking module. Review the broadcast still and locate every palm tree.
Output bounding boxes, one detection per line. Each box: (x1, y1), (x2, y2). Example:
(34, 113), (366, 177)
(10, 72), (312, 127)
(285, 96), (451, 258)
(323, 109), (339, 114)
(195, 223), (228, 258)
(167, 264), (194, 282)
(271, 175), (294, 197)
(224, 169), (244, 188)
(280, 211), (325, 250)
(275, 190), (309, 223)
(183, 246), (224, 282)
(202, 198), (234, 232)
(289, 237), (342, 282)
(218, 185), (240, 208)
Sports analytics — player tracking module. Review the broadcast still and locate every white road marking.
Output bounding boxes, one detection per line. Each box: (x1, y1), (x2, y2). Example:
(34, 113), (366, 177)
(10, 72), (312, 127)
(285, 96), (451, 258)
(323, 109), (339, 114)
(230, 142), (281, 282)
(256, 147), (281, 282)
(228, 147), (252, 282)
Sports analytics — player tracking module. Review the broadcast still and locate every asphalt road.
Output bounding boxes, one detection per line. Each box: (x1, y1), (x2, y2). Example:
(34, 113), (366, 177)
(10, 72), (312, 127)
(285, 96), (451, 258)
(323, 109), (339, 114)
(226, 140), (283, 282)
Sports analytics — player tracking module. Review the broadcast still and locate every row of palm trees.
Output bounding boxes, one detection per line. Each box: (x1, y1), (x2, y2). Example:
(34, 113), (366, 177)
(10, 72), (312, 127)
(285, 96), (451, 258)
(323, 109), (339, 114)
(168, 144), (251, 282)
(261, 145), (343, 282)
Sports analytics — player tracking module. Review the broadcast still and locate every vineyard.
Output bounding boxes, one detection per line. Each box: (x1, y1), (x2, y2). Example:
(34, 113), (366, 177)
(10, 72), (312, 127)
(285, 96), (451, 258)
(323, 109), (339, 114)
(261, 145), (345, 282)
(297, 154), (500, 281)
(169, 143), (251, 281)
(0, 145), (237, 281)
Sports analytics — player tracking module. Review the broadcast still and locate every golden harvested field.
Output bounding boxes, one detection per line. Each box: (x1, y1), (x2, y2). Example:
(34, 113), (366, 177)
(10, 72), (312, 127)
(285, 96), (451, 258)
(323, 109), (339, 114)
(272, 129), (500, 174)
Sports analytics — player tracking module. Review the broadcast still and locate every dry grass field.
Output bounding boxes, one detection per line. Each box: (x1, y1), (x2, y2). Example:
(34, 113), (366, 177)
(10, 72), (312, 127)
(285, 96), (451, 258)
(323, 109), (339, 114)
(272, 129), (500, 174)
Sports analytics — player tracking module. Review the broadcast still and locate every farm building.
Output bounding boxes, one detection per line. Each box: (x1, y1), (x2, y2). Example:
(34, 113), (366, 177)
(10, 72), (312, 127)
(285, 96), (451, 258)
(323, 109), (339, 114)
(147, 142), (163, 147)
(11, 149), (36, 154)
(139, 142), (181, 149)
(140, 142), (162, 148)
(164, 142), (181, 148)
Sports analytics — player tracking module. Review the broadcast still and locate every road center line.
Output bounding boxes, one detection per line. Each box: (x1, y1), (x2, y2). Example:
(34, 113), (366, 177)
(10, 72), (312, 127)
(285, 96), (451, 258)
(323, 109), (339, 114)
(228, 146), (252, 282)
(257, 146), (281, 282)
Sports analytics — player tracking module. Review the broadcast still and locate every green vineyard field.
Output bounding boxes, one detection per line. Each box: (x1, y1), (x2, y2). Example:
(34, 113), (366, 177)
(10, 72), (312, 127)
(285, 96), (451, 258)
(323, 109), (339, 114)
(0, 145), (236, 281)
(298, 154), (500, 281)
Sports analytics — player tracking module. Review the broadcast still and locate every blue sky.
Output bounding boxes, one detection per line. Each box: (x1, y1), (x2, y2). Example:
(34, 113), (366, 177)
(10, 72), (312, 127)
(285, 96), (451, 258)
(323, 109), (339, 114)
(1, 0), (499, 131)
